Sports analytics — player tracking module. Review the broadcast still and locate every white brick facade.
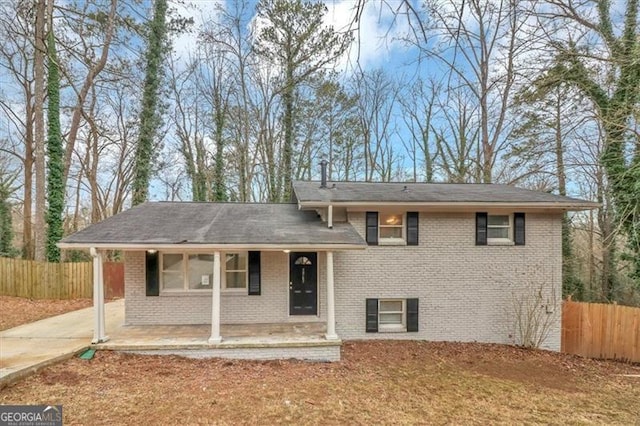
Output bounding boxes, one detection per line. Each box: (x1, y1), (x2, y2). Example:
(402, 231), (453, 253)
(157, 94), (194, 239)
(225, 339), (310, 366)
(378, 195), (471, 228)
(124, 211), (562, 351)
(334, 212), (562, 351)
(125, 346), (341, 362)
(125, 251), (327, 325)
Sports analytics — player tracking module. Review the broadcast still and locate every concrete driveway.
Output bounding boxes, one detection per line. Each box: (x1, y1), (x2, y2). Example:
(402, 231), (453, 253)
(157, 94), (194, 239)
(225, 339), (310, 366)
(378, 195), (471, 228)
(0, 299), (124, 387)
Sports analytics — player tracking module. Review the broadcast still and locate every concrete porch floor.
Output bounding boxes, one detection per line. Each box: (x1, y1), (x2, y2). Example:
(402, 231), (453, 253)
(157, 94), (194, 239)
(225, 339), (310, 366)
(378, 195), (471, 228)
(96, 321), (340, 351)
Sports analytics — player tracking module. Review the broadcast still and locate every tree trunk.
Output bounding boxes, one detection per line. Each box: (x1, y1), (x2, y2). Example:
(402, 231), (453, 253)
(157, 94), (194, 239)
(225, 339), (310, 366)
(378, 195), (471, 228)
(61, 0), (118, 192)
(22, 93), (34, 259)
(33, 0), (46, 261)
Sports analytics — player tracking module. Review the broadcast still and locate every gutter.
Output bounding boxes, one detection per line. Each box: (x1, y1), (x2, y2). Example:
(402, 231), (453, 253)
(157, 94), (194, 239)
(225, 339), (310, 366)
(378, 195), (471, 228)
(297, 201), (601, 211)
(58, 242), (367, 251)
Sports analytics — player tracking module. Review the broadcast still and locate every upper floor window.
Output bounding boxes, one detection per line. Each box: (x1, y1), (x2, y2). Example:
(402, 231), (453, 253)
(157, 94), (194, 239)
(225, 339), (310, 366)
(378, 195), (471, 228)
(476, 212), (525, 246)
(487, 215), (511, 242)
(366, 211), (419, 246)
(379, 213), (404, 243)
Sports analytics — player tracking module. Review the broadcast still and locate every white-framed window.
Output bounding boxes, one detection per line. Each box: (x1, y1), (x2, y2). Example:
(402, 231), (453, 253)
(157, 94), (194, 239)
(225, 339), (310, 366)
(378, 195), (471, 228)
(378, 299), (406, 331)
(223, 252), (248, 291)
(161, 253), (213, 291)
(487, 214), (512, 244)
(160, 252), (248, 292)
(161, 253), (185, 290)
(379, 213), (404, 244)
(188, 254), (214, 290)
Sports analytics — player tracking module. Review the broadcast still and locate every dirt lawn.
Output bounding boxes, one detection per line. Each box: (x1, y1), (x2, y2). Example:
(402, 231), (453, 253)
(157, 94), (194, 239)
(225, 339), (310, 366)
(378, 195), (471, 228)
(0, 296), (93, 331)
(1, 341), (639, 424)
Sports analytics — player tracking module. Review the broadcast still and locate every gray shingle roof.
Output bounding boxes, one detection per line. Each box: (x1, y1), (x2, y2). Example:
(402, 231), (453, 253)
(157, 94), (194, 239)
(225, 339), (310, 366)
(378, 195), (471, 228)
(59, 202), (366, 247)
(293, 181), (597, 207)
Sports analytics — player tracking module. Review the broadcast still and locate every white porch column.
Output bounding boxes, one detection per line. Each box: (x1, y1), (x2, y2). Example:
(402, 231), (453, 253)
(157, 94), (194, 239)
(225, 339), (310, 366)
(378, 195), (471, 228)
(325, 251), (338, 340)
(90, 248), (108, 343)
(208, 251), (222, 344)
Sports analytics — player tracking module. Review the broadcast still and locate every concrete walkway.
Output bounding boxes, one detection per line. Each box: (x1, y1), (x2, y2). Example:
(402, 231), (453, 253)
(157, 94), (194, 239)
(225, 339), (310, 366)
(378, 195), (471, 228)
(0, 299), (124, 388)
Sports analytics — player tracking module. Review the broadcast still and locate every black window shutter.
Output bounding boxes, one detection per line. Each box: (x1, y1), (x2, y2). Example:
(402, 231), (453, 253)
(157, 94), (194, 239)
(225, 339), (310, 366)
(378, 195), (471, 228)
(514, 213), (526, 246)
(366, 298), (378, 332)
(476, 212), (488, 246)
(248, 251), (261, 295)
(406, 298), (419, 332)
(366, 212), (378, 245)
(145, 251), (159, 296)
(407, 212), (419, 245)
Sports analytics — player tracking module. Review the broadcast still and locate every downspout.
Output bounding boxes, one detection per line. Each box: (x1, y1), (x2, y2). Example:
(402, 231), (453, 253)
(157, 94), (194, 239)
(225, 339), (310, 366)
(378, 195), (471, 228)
(328, 204), (333, 229)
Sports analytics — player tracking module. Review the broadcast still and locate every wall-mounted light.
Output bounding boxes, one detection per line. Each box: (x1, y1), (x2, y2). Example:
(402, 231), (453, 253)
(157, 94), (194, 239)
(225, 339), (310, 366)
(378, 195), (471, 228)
(283, 249), (291, 253)
(147, 249), (157, 254)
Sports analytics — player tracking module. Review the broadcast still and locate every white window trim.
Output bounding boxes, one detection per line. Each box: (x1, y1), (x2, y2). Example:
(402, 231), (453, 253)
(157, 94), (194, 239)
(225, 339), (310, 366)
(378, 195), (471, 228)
(161, 253), (213, 293)
(378, 213), (406, 246)
(487, 214), (514, 246)
(222, 252), (248, 292)
(378, 299), (406, 332)
(159, 252), (219, 293)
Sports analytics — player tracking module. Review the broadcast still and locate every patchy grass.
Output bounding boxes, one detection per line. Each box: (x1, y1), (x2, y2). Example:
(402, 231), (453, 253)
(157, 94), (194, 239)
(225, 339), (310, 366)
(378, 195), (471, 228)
(1, 341), (639, 424)
(0, 296), (93, 331)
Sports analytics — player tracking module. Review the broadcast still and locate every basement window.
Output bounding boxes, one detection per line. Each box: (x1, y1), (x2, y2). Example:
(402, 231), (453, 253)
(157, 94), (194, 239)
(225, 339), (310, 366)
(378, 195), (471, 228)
(379, 299), (406, 332)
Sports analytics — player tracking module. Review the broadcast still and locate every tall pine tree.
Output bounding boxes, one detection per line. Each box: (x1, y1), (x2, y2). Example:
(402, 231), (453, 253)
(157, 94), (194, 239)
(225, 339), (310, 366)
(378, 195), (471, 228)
(254, 0), (350, 201)
(132, 0), (168, 205)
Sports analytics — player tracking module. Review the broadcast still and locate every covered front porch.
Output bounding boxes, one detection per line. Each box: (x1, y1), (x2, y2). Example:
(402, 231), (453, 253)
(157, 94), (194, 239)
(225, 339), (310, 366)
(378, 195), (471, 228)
(58, 202), (366, 361)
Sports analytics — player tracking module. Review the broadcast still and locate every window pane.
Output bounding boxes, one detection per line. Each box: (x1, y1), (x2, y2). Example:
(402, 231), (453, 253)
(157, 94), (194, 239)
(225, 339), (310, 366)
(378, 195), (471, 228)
(226, 271), (246, 289)
(162, 272), (183, 290)
(163, 254), (183, 271)
(188, 254), (214, 290)
(380, 214), (403, 226)
(380, 227), (402, 239)
(226, 253), (246, 271)
(294, 256), (312, 265)
(379, 313), (403, 324)
(488, 215), (509, 226)
(380, 300), (403, 312)
(488, 227), (509, 239)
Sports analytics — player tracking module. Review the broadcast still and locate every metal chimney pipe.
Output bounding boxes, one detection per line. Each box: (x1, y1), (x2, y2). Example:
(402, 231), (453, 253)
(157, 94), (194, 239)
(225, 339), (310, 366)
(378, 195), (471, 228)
(320, 159), (328, 188)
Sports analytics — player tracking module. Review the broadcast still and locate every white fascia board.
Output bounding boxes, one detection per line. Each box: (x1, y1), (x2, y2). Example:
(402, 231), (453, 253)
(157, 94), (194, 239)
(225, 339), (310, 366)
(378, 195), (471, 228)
(57, 242), (367, 251)
(297, 201), (600, 211)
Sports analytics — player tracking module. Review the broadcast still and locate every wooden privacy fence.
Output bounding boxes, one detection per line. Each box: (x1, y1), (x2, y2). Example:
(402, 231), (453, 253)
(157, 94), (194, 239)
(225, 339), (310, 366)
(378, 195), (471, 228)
(0, 257), (124, 299)
(562, 300), (640, 363)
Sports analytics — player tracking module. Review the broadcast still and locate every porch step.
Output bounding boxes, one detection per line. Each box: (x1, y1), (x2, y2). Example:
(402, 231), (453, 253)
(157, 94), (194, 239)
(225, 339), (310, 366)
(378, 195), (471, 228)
(93, 339), (342, 362)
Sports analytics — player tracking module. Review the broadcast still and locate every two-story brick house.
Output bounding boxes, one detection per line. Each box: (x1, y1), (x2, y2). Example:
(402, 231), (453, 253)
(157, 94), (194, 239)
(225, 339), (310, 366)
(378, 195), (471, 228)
(59, 170), (597, 361)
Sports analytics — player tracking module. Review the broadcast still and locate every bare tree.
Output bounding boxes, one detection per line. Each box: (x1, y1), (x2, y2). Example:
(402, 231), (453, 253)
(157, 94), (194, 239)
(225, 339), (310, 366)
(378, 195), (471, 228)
(351, 69), (399, 181)
(0, 0), (36, 258)
(399, 78), (440, 182)
(33, 0), (46, 261)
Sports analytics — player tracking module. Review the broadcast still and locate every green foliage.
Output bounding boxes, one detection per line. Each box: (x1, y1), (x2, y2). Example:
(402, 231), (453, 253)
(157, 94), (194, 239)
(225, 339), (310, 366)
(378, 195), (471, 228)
(132, 0), (169, 206)
(561, 216), (584, 300)
(539, 0), (640, 289)
(0, 172), (18, 258)
(65, 249), (92, 262)
(45, 30), (64, 262)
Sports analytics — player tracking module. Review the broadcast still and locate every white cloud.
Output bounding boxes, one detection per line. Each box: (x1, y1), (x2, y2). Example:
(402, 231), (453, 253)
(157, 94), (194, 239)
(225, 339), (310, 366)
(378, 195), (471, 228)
(323, 0), (413, 72)
(170, 0), (224, 59)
